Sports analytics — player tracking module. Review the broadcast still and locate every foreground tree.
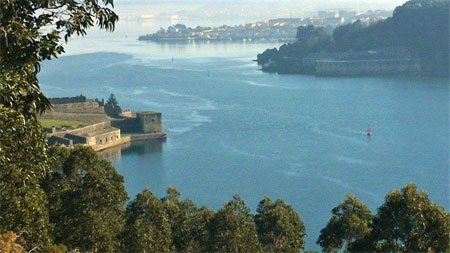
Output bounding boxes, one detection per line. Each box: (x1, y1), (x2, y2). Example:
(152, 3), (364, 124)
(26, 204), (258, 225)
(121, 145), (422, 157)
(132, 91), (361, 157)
(44, 146), (127, 252)
(122, 188), (173, 252)
(317, 194), (372, 252)
(182, 206), (216, 251)
(255, 197), (306, 252)
(0, 0), (118, 115)
(208, 195), (262, 252)
(161, 187), (198, 251)
(160, 187), (216, 251)
(0, 1), (119, 251)
(0, 108), (51, 249)
(366, 183), (450, 252)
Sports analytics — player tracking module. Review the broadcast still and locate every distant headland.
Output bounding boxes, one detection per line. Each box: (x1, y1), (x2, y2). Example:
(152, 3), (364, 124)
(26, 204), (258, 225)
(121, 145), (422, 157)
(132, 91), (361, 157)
(257, 0), (449, 77)
(40, 95), (167, 152)
(138, 10), (390, 43)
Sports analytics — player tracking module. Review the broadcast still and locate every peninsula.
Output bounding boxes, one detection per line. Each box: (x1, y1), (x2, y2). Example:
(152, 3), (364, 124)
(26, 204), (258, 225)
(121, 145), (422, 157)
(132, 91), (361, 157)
(40, 95), (167, 152)
(256, 0), (449, 77)
(138, 10), (390, 43)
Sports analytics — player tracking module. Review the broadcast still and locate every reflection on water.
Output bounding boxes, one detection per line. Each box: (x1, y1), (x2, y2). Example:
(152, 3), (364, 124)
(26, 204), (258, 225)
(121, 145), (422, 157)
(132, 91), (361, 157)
(100, 140), (163, 160)
(98, 142), (131, 160)
(122, 140), (163, 156)
(109, 139), (168, 201)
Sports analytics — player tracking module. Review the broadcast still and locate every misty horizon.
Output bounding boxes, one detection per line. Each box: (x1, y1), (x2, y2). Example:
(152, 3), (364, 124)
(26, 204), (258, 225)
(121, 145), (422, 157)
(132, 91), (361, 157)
(114, 0), (405, 24)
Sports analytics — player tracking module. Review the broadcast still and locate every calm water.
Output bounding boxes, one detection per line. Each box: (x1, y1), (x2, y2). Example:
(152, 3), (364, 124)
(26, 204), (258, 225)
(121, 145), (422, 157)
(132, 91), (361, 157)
(40, 35), (449, 250)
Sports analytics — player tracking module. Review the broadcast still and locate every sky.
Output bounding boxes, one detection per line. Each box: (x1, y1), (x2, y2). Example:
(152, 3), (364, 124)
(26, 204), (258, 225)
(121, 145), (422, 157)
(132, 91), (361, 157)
(73, 0), (408, 39)
(113, 0), (408, 24)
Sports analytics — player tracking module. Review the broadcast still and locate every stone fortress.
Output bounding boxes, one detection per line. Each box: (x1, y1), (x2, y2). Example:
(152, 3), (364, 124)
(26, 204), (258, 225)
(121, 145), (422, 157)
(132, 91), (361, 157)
(43, 95), (166, 151)
(307, 48), (421, 76)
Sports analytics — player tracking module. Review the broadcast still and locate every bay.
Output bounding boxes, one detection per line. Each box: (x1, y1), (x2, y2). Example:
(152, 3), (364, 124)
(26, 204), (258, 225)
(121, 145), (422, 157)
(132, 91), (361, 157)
(40, 34), (449, 250)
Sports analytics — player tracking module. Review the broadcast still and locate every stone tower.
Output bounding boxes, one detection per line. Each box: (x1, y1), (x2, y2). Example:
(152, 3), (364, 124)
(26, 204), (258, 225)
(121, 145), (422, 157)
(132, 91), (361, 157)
(136, 111), (162, 133)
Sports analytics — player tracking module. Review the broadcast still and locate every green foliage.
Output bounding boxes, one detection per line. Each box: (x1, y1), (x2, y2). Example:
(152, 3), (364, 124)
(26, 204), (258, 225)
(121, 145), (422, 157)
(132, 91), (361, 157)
(184, 206), (216, 251)
(258, 25), (331, 68)
(208, 194), (262, 252)
(162, 187), (197, 251)
(332, 20), (365, 42)
(107, 93), (119, 107)
(0, 1), (118, 248)
(367, 183), (450, 252)
(332, 0), (449, 76)
(0, 0), (118, 116)
(42, 244), (68, 253)
(122, 188), (173, 252)
(0, 106), (51, 250)
(296, 25), (331, 49)
(255, 197), (306, 252)
(44, 145), (127, 252)
(317, 194), (372, 252)
(160, 187), (216, 251)
(319, 184), (450, 252)
(258, 0), (449, 76)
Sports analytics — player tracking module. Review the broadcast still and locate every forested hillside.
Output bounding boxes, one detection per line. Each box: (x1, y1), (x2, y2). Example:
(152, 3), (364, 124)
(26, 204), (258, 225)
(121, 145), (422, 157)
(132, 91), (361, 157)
(257, 0), (449, 76)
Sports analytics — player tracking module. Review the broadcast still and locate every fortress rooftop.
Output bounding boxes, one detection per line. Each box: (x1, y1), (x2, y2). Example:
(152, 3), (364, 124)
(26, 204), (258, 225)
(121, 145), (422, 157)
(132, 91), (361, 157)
(137, 111), (160, 115)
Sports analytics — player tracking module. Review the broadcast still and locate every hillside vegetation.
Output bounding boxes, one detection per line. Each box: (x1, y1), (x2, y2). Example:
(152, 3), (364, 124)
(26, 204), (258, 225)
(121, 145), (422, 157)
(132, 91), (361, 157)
(257, 0), (449, 76)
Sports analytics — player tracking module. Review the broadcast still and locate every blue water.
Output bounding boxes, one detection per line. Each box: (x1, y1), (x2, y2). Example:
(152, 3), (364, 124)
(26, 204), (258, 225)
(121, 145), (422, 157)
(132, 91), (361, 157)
(40, 38), (449, 250)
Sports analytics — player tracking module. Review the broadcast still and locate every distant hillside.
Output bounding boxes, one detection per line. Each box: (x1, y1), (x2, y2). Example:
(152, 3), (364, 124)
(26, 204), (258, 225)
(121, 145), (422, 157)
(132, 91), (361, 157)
(257, 0), (449, 77)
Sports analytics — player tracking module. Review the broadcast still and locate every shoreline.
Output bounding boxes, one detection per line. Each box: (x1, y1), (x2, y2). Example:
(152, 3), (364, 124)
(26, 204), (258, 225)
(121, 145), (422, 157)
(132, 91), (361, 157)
(91, 132), (167, 152)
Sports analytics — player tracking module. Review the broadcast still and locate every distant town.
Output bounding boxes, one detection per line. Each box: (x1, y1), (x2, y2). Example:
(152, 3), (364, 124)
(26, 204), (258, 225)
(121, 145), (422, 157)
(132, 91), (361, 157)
(138, 9), (392, 42)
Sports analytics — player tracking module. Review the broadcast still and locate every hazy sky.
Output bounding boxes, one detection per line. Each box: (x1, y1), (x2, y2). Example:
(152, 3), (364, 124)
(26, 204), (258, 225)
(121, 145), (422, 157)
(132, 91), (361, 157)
(114, 0), (407, 23)
(73, 0), (408, 38)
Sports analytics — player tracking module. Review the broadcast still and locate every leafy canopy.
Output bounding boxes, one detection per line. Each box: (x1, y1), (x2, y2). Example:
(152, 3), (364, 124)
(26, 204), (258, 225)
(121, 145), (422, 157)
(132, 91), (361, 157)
(122, 188), (173, 252)
(44, 145), (128, 252)
(208, 194), (262, 252)
(0, 0), (118, 116)
(317, 194), (372, 252)
(368, 183), (450, 252)
(255, 197), (306, 252)
(0, 107), (51, 249)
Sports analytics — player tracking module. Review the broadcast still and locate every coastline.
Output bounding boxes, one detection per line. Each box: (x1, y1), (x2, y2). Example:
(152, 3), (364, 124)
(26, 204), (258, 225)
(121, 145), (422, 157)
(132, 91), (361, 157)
(91, 132), (167, 152)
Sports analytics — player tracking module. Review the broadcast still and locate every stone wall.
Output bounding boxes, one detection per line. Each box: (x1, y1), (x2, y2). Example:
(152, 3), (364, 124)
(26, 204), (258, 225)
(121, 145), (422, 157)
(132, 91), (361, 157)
(49, 95), (87, 104)
(48, 136), (73, 147)
(137, 112), (163, 133)
(55, 122), (111, 137)
(51, 101), (105, 114)
(111, 118), (141, 133)
(40, 112), (109, 124)
(91, 136), (130, 152)
(93, 128), (121, 146)
(315, 58), (421, 76)
(64, 133), (88, 145)
(49, 122), (124, 149)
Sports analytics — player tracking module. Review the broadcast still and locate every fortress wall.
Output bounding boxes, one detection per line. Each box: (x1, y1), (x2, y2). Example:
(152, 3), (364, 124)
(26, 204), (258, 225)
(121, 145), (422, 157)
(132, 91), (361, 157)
(53, 122), (110, 138)
(40, 112), (109, 124)
(51, 101), (105, 114)
(315, 59), (421, 76)
(137, 112), (163, 133)
(64, 134), (88, 144)
(48, 136), (73, 147)
(93, 129), (121, 146)
(68, 122), (111, 136)
(91, 136), (131, 152)
(49, 96), (87, 104)
(111, 118), (141, 133)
